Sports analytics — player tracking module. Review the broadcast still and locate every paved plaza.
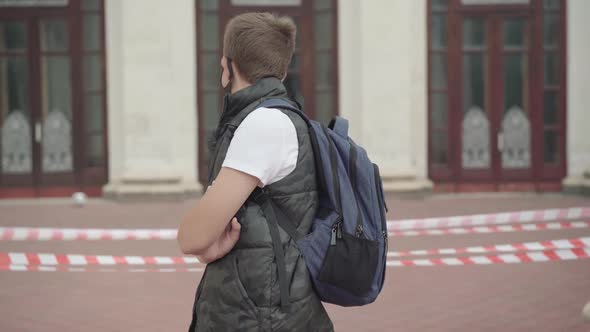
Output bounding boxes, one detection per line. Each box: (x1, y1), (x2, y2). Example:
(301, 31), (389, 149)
(0, 193), (589, 331)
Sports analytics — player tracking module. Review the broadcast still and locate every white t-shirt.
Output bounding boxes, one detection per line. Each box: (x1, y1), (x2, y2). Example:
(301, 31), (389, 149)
(222, 107), (299, 187)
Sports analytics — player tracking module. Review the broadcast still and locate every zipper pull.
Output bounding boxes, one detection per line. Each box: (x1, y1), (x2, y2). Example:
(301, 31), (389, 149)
(330, 227), (337, 246)
(336, 222), (342, 239)
(355, 224), (363, 237)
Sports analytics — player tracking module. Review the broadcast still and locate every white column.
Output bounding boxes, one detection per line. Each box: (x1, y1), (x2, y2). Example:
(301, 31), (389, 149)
(339, 0), (432, 191)
(563, 0), (590, 192)
(104, 0), (201, 197)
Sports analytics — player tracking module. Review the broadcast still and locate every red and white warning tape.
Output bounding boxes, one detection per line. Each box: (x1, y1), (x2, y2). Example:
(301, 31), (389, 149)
(387, 237), (590, 257)
(2, 249), (588, 272)
(1, 207), (588, 241)
(3, 237), (589, 267)
(0, 264), (204, 273)
(386, 248), (590, 267)
(0, 253), (200, 266)
(0, 227), (178, 241)
(389, 221), (590, 237)
(1, 220), (589, 242)
(387, 207), (590, 231)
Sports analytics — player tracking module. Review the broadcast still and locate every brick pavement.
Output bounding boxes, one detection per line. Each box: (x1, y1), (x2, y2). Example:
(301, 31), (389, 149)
(0, 193), (589, 331)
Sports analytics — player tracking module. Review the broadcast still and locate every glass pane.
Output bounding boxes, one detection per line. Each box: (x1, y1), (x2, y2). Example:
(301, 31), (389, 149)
(1, 56), (32, 174)
(82, 0), (101, 11)
(85, 94), (103, 134)
(41, 56), (72, 117)
(83, 14), (101, 51)
(289, 53), (300, 70)
(284, 72), (302, 102)
(292, 16), (301, 48)
(200, 13), (219, 51)
(463, 54), (486, 112)
(314, 12), (332, 50)
(202, 53), (220, 90)
(432, 131), (448, 165)
(462, 52), (490, 169)
(431, 93), (448, 129)
(83, 54), (102, 92)
(41, 56), (73, 173)
(314, 0), (331, 10)
(543, 0), (560, 9)
(463, 18), (485, 48)
(86, 133), (104, 166)
(203, 92), (219, 131)
(231, 0), (301, 5)
(503, 18), (526, 48)
(431, 0), (448, 10)
(0, 22), (26, 51)
(431, 53), (447, 89)
(315, 52), (331, 90)
(432, 14), (447, 49)
(40, 19), (68, 52)
(543, 131), (558, 163)
(543, 14), (558, 47)
(462, 0), (529, 4)
(200, 0), (219, 10)
(315, 91), (333, 125)
(0, 57), (29, 116)
(543, 90), (558, 125)
(544, 51), (558, 85)
(504, 54), (527, 111)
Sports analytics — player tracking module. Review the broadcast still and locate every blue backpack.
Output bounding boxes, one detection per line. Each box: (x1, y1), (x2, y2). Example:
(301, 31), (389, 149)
(252, 98), (389, 308)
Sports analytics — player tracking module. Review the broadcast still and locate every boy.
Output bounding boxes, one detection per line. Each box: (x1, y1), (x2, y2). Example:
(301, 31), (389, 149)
(177, 12), (334, 332)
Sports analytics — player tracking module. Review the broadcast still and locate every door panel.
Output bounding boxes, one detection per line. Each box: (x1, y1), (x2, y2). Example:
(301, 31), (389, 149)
(499, 17), (532, 178)
(38, 18), (74, 175)
(458, 14), (534, 182)
(428, 0), (566, 190)
(1, 16), (77, 190)
(0, 20), (34, 186)
(460, 16), (492, 179)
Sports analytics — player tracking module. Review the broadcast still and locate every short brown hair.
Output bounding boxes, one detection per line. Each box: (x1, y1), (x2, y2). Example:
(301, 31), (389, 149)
(223, 12), (296, 83)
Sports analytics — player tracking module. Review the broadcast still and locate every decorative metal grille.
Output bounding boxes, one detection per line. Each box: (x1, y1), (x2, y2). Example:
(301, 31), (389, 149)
(462, 106), (490, 169)
(42, 110), (72, 172)
(1, 110), (32, 173)
(501, 106), (530, 168)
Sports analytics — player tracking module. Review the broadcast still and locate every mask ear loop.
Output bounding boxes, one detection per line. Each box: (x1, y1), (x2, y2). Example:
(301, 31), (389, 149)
(224, 57), (234, 94)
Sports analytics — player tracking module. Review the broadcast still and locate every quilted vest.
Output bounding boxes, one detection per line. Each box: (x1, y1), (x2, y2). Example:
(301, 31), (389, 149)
(189, 77), (334, 332)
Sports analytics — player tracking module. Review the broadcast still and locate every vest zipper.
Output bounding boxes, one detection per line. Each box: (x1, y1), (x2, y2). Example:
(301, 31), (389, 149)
(207, 124), (238, 185)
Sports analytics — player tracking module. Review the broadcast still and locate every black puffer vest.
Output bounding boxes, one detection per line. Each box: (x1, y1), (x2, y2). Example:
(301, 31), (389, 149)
(189, 78), (334, 332)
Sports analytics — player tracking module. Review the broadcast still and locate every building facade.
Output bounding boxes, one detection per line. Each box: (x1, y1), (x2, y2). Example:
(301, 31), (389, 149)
(0, 0), (588, 198)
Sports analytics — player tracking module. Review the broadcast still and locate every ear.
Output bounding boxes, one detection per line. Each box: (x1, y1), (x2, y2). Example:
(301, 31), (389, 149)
(220, 56), (231, 88)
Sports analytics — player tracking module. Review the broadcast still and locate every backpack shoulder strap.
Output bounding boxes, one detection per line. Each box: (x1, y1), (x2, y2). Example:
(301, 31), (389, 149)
(258, 98), (311, 126)
(258, 98), (329, 197)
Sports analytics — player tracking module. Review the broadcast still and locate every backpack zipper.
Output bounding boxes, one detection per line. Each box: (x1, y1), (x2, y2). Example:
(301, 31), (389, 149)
(330, 219), (343, 246)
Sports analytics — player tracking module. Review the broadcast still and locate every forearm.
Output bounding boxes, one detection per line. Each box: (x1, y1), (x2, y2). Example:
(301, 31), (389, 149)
(177, 167), (258, 255)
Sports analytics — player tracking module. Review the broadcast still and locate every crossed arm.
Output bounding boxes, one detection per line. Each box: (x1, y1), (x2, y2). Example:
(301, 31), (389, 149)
(177, 167), (260, 262)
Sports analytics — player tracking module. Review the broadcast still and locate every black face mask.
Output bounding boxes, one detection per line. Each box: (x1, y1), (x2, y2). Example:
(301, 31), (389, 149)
(222, 57), (234, 95)
(219, 57), (235, 118)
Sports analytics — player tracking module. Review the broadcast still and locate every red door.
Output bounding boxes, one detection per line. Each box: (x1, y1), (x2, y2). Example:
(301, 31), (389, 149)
(1, 1), (109, 198)
(458, 14), (535, 186)
(428, 0), (566, 192)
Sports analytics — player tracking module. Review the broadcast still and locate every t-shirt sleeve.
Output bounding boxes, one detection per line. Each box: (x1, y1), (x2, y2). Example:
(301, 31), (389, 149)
(221, 108), (298, 187)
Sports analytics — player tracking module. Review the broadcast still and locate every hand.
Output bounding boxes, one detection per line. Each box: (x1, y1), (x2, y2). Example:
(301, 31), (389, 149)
(196, 217), (242, 264)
